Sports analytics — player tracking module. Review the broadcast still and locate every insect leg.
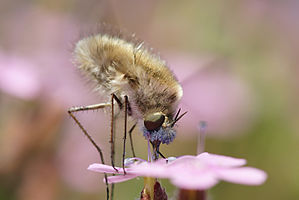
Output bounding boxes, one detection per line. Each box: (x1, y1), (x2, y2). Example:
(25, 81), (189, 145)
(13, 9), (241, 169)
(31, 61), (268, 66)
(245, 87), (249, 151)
(68, 103), (110, 113)
(122, 95), (128, 174)
(68, 103), (111, 200)
(112, 94), (123, 109)
(110, 94), (124, 171)
(128, 122), (137, 157)
(157, 150), (166, 159)
(150, 141), (162, 160)
(110, 95), (117, 171)
(155, 143), (167, 159)
(150, 141), (167, 160)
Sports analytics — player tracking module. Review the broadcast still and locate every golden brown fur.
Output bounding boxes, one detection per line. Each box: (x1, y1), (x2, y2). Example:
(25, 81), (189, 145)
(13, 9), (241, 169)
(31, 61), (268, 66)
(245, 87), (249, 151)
(73, 34), (183, 120)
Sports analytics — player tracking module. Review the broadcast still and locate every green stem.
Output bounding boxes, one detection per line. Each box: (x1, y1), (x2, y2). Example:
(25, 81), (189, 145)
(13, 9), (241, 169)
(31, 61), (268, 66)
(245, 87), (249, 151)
(142, 177), (156, 200)
(140, 178), (168, 200)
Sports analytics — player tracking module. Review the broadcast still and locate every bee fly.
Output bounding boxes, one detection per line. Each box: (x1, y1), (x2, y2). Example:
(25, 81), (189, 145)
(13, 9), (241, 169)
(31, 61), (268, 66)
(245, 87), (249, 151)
(68, 33), (186, 177)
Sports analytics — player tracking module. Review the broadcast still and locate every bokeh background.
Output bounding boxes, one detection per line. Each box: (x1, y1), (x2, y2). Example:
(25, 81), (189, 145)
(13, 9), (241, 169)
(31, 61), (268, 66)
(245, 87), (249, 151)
(0, 0), (298, 200)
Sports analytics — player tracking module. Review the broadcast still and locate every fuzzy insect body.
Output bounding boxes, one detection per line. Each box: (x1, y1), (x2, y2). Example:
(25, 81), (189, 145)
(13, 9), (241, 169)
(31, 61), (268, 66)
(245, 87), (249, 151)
(73, 34), (183, 145)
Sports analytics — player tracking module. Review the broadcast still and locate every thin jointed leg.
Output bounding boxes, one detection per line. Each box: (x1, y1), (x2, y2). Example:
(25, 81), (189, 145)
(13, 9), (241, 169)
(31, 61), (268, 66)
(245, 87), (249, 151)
(110, 95), (115, 171)
(128, 123), (137, 157)
(110, 94), (124, 172)
(68, 103), (111, 200)
(110, 94), (123, 171)
(122, 96), (128, 174)
(110, 94), (123, 200)
(150, 141), (166, 160)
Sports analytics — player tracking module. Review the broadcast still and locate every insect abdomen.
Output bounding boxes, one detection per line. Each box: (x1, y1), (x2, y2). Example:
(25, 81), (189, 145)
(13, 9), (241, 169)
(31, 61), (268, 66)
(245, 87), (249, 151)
(74, 34), (136, 95)
(73, 34), (183, 117)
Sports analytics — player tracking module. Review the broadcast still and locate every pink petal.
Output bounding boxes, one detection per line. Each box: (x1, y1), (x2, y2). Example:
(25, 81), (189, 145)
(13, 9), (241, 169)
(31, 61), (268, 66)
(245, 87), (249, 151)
(197, 152), (247, 167)
(169, 155), (197, 165)
(171, 170), (218, 190)
(87, 163), (124, 174)
(106, 175), (138, 184)
(130, 163), (169, 178)
(216, 167), (267, 185)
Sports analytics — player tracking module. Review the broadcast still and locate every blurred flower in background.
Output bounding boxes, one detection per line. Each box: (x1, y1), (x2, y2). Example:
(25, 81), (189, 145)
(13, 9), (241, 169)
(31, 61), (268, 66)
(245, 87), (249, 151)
(0, 52), (41, 100)
(0, 0), (299, 200)
(168, 55), (257, 138)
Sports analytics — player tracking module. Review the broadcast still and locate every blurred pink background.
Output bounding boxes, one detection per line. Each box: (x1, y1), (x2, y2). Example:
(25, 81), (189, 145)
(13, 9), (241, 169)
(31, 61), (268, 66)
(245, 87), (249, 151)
(0, 1), (298, 200)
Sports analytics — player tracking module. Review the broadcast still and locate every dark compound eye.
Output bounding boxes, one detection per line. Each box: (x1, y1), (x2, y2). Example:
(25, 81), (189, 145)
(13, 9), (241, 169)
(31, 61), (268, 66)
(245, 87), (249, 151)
(144, 113), (165, 131)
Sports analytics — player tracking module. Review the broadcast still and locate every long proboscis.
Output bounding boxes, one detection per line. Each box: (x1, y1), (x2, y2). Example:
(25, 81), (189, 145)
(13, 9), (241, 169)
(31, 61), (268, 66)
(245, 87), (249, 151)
(171, 109), (187, 127)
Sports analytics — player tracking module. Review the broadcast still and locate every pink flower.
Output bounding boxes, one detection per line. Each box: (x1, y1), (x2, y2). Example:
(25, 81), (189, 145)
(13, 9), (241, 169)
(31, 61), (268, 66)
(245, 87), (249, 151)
(0, 52), (40, 100)
(88, 152), (267, 190)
